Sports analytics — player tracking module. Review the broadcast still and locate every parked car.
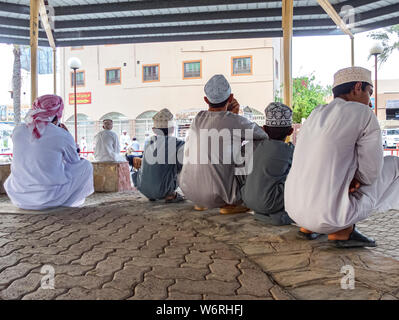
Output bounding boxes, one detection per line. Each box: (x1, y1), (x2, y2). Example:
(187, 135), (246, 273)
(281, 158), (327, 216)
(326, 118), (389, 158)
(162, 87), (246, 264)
(382, 128), (399, 149)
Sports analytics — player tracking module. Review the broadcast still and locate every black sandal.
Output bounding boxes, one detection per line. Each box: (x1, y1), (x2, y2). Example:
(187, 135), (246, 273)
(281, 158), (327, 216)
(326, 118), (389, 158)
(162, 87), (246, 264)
(165, 192), (185, 203)
(297, 230), (322, 240)
(333, 227), (376, 248)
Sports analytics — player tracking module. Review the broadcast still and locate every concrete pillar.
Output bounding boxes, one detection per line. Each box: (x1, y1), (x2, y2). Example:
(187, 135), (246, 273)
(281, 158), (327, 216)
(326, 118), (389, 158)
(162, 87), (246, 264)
(30, 0), (39, 105)
(282, 0), (293, 108)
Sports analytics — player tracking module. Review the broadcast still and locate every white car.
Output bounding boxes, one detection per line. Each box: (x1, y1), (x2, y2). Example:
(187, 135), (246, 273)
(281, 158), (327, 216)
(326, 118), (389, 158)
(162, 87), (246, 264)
(382, 128), (399, 149)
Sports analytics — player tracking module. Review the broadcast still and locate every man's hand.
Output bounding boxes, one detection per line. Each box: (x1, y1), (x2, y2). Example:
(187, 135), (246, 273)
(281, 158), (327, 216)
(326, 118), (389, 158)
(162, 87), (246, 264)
(58, 123), (69, 132)
(349, 177), (361, 193)
(227, 98), (240, 114)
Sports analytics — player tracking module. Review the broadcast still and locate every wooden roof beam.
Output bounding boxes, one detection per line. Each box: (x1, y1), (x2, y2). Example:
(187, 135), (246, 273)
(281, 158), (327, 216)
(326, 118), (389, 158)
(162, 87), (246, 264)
(38, 0), (55, 49)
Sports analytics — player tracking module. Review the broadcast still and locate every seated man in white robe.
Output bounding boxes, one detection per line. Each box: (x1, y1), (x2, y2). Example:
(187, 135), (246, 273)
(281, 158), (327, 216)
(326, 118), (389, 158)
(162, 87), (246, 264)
(93, 119), (126, 162)
(4, 94), (94, 210)
(179, 74), (268, 214)
(285, 67), (399, 248)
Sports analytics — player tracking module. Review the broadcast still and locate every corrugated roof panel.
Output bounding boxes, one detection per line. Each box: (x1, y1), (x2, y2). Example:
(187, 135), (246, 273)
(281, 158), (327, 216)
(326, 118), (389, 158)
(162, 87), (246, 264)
(0, 11), (27, 19)
(356, 11), (399, 26)
(0, 24), (26, 30)
(58, 28), (285, 41)
(0, 0), (398, 45)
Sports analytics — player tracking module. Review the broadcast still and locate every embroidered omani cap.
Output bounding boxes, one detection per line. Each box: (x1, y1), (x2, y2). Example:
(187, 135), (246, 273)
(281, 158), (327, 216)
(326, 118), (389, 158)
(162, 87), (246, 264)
(333, 67), (372, 88)
(153, 108), (174, 128)
(204, 74), (231, 104)
(264, 102), (292, 127)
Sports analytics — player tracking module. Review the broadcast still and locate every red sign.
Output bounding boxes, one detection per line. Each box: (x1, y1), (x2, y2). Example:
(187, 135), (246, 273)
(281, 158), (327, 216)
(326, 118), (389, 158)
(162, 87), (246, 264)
(69, 92), (91, 105)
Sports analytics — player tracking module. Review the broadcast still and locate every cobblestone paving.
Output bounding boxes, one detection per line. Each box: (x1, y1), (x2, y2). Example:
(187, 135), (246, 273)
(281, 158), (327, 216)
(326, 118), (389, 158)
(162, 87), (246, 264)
(0, 192), (398, 300)
(357, 210), (399, 261)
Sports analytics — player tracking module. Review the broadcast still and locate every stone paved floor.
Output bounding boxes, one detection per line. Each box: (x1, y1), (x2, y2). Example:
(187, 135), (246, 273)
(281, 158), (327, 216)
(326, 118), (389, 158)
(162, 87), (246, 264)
(0, 191), (398, 300)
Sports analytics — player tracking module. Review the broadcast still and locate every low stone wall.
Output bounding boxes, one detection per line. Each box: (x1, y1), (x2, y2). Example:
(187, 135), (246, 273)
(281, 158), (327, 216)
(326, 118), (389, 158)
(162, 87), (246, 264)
(0, 163), (11, 194)
(92, 161), (133, 192)
(0, 161), (133, 194)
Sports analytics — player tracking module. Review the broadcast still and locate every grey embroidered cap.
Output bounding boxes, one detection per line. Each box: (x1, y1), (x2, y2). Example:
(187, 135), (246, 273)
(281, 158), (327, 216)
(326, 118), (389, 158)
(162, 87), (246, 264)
(204, 74), (231, 104)
(153, 108), (174, 128)
(265, 102), (292, 127)
(333, 67), (372, 89)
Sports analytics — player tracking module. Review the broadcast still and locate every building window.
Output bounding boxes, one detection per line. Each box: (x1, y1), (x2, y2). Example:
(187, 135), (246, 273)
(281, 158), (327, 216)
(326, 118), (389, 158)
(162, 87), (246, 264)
(143, 64), (160, 82)
(231, 56), (252, 76)
(71, 71), (85, 87)
(105, 68), (121, 85)
(183, 60), (201, 79)
(71, 46), (83, 50)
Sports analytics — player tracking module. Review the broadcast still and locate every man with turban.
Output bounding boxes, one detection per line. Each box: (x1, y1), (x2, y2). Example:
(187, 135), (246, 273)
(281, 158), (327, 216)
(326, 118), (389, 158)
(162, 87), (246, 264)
(285, 67), (399, 247)
(4, 94), (94, 210)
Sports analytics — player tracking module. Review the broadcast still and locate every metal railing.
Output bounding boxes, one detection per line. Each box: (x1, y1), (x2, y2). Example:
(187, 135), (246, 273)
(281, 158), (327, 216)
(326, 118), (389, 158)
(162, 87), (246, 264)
(0, 150), (144, 159)
(0, 149), (397, 158)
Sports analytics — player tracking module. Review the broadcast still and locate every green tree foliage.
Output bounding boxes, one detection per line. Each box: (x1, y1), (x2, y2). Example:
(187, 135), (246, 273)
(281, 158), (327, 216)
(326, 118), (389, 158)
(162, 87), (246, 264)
(368, 25), (399, 65)
(275, 74), (331, 123)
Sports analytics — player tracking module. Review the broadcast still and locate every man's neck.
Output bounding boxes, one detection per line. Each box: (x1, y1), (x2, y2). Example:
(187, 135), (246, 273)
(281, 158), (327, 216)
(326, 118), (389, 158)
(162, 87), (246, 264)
(208, 107), (227, 112)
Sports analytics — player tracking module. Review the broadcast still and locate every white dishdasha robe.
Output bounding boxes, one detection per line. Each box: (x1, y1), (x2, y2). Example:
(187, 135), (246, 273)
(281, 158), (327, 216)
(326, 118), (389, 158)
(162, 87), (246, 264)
(285, 98), (399, 234)
(179, 110), (268, 208)
(93, 129), (125, 162)
(5, 123), (94, 210)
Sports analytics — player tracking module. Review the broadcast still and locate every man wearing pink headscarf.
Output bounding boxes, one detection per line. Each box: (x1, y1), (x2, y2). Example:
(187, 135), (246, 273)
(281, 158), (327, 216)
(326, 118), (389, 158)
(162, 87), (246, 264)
(4, 94), (94, 210)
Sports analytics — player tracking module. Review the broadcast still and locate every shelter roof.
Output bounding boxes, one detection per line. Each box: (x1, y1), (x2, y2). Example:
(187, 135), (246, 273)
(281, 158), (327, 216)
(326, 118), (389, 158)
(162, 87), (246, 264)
(0, 0), (398, 47)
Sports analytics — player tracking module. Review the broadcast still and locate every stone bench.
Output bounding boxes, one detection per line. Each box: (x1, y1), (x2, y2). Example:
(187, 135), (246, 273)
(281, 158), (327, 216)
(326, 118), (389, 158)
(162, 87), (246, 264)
(92, 161), (133, 192)
(0, 161), (133, 194)
(0, 163), (11, 194)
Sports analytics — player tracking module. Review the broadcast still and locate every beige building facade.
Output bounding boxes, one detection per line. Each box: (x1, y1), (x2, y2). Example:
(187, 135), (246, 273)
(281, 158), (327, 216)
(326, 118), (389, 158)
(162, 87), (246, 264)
(374, 79), (399, 129)
(60, 38), (282, 148)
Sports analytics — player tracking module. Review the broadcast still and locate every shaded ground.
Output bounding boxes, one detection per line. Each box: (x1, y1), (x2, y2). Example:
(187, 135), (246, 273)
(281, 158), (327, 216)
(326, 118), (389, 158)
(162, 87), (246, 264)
(0, 191), (398, 300)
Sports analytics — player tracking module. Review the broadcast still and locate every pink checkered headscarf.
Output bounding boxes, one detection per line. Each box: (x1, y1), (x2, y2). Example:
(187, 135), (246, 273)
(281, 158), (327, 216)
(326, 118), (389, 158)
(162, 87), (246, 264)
(25, 95), (64, 139)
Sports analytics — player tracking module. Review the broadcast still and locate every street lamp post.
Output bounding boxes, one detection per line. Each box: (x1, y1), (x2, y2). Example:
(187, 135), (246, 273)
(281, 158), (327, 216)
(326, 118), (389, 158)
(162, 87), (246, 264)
(68, 57), (82, 144)
(369, 44), (383, 118)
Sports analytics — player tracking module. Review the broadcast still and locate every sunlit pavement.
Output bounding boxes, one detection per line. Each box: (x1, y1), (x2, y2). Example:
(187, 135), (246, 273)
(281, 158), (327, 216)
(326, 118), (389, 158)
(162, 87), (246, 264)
(0, 191), (397, 300)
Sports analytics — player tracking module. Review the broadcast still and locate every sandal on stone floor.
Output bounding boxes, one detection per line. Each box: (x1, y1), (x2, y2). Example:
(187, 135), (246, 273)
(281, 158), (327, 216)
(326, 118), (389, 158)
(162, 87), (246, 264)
(219, 205), (250, 215)
(297, 227), (322, 240)
(165, 192), (185, 203)
(333, 228), (376, 248)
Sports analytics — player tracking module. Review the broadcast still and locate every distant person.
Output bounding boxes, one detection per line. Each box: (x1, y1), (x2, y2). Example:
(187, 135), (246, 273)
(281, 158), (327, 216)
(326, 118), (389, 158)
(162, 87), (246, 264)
(285, 67), (399, 247)
(4, 95), (94, 210)
(125, 137), (142, 168)
(241, 102), (294, 226)
(131, 137), (142, 157)
(80, 136), (88, 158)
(132, 108), (185, 203)
(179, 74), (268, 214)
(120, 129), (131, 149)
(93, 119), (125, 162)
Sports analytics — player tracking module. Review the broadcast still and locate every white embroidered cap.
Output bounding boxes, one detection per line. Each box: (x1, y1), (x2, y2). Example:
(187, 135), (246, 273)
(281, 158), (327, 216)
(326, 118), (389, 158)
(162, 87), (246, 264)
(204, 74), (231, 104)
(333, 67), (372, 89)
(153, 108), (174, 128)
(265, 102), (292, 127)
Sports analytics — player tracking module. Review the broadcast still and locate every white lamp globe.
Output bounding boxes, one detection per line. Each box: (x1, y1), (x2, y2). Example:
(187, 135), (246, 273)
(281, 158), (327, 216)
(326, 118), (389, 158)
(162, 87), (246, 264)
(369, 43), (383, 56)
(68, 57), (82, 69)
